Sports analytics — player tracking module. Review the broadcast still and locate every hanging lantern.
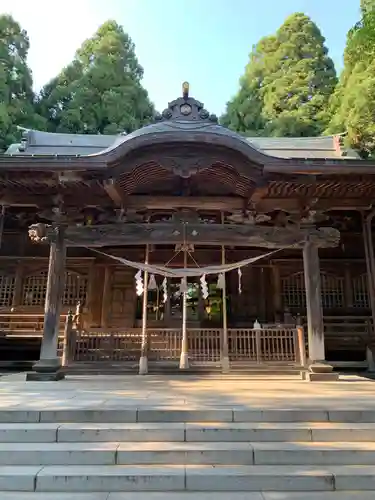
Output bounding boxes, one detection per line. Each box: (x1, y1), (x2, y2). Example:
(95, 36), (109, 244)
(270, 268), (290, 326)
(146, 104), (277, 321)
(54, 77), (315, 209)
(135, 270), (144, 296)
(200, 274), (209, 299)
(238, 267), (242, 294)
(217, 273), (225, 289)
(148, 274), (157, 290)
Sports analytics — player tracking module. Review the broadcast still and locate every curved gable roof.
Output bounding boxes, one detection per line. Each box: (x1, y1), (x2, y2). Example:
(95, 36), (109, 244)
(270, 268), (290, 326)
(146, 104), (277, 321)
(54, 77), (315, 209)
(5, 85), (359, 161)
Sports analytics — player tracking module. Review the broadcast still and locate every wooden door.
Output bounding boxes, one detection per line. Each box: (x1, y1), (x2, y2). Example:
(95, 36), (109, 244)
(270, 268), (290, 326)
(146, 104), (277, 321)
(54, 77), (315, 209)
(108, 268), (136, 328)
(229, 267), (267, 325)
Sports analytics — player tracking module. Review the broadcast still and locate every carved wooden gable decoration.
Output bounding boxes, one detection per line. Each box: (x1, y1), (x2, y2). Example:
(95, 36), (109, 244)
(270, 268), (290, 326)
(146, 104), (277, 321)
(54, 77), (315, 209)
(102, 83), (272, 199)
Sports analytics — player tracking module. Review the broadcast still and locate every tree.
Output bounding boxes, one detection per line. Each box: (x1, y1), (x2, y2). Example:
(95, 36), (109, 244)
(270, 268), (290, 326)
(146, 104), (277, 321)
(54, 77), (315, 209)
(37, 20), (154, 135)
(361, 0), (375, 14)
(0, 15), (45, 151)
(221, 13), (337, 137)
(221, 36), (275, 135)
(327, 3), (375, 156)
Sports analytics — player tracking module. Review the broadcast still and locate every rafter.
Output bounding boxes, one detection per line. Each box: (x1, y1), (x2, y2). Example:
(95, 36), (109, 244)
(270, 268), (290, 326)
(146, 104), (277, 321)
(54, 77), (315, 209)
(102, 179), (125, 206)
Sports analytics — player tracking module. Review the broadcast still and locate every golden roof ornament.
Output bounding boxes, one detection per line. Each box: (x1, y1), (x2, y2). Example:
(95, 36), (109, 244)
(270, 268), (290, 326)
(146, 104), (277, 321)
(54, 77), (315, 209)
(154, 82), (218, 123)
(182, 81), (189, 98)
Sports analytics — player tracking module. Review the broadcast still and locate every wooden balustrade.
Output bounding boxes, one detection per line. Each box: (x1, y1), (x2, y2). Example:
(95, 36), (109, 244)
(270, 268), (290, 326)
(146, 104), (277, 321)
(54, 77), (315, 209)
(227, 327), (299, 363)
(188, 329), (221, 363)
(72, 329), (142, 362)
(0, 312), (66, 337)
(66, 326), (302, 368)
(147, 329), (181, 361)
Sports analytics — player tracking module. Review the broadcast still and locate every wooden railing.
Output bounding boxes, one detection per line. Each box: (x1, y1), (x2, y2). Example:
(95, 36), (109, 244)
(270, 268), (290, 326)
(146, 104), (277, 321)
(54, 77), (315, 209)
(189, 329), (221, 363)
(323, 316), (371, 352)
(71, 329), (142, 362)
(0, 311), (66, 337)
(228, 327), (299, 363)
(64, 326), (302, 367)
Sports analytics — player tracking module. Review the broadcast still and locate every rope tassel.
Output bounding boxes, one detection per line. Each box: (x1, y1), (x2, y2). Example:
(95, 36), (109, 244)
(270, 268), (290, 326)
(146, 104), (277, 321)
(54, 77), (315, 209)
(238, 267), (242, 295)
(162, 278), (168, 303)
(148, 274), (157, 290)
(200, 274), (209, 299)
(217, 273), (225, 289)
(135, 270), (144, 296)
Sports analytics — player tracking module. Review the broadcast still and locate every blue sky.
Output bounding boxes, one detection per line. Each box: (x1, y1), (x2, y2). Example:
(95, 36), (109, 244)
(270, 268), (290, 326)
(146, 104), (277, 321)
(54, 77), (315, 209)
(1, 0), (361, 115)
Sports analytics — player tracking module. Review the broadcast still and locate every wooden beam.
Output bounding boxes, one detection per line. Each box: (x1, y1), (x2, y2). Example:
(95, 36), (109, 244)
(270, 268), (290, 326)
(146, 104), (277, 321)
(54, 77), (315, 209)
(29, 221), (341, 249)
(0, 191), (371, 213)
(250, 185), (269, 207)
(256, 198), (373, 212)
(0, 193), (110, 208)
(264, 160), (375, 174)
(124, 194), (372, 212)
(103, 179), (124, 206)
(124, 196), (245, 211)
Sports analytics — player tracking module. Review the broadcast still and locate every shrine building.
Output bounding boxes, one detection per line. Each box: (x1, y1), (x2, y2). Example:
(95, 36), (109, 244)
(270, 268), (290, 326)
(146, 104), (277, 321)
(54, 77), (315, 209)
(1, 83), (375, 380)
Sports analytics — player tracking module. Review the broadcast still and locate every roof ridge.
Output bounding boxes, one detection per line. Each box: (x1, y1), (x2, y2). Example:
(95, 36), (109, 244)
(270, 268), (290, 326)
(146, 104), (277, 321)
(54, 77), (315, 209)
(247, 134), (345, 142)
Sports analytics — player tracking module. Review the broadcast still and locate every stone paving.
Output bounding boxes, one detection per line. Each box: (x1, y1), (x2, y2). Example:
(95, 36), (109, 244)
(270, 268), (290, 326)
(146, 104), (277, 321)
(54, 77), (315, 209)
(0, 374), (374, 498)
(0, 372), (374, 411)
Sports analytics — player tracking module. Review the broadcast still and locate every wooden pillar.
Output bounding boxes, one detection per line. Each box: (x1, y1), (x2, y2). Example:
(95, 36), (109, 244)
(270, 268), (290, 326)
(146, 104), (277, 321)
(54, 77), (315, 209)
(101, 266), (111, 328)
(303, 239), (325, 363)
(179, 246), (189, 369)
(61, 310), (73, 367)
(164, 279), (171, 323)
(0, 205), (6, 249)
(12, 262), (23, 307)
(221, 245), (230, 373)
(271, 264), (282, 321)
(139, 245), (149, 374)
(344, 266), (354, 309)
(198, 291), (205, 323)
(259, 267), (266, 321)
(85, 262), (96, 328)
(27, 226), (66, 381)
(363, 212), (375, 346)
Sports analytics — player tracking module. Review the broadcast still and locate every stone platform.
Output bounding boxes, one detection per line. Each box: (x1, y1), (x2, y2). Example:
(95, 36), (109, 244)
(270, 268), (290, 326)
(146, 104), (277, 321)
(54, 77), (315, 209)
(0, 372), (374, 410)
(0, 373), (374, 498)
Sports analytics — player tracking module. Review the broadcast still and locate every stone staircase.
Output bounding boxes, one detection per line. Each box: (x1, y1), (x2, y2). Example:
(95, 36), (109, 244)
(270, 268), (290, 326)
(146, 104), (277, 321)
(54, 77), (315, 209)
(1, 408), (375, 498)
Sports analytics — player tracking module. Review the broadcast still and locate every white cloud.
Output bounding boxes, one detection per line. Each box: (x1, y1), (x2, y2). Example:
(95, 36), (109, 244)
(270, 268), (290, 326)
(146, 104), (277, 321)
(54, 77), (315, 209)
(0, 0), (118, 89)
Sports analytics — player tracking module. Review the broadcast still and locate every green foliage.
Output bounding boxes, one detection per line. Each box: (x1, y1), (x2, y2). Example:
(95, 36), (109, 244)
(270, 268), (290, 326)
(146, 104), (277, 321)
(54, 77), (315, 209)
(221, 13), (337, 137)
(0, 14), (45, 151)
(37, 20), (154, 135)
(327, 3), (375, 156)
(361, 0), (375, 14)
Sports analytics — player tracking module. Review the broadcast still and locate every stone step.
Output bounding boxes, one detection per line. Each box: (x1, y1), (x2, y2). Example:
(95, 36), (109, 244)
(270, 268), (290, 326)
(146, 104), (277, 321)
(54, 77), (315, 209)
(58, 422), (186, 442)
(185, 422), (375, 443)
(4, 408), (375, 423)
(251, 442), (375, 465)
(1, 493), (375, 500)
(0, 442), (250, 466)
(2, 441), (375, 466)
(7, 465), (373, 492)
(3, 422), (375, 443)
(0, 423), (59, 443)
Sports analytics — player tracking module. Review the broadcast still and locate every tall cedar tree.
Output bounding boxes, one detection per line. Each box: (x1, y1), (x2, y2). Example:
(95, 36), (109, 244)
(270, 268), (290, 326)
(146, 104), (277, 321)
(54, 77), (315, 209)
(0, 15), (45, 151)
(361, 0), (375, 14)
(221, 13), (337, 137)
(37, 20), (154, 134)
(327, 2), (375, 156)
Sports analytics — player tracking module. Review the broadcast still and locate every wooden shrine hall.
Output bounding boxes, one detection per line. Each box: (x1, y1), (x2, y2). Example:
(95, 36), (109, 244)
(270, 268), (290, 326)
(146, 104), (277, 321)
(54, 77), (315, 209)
(1, 82), (375, 380)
